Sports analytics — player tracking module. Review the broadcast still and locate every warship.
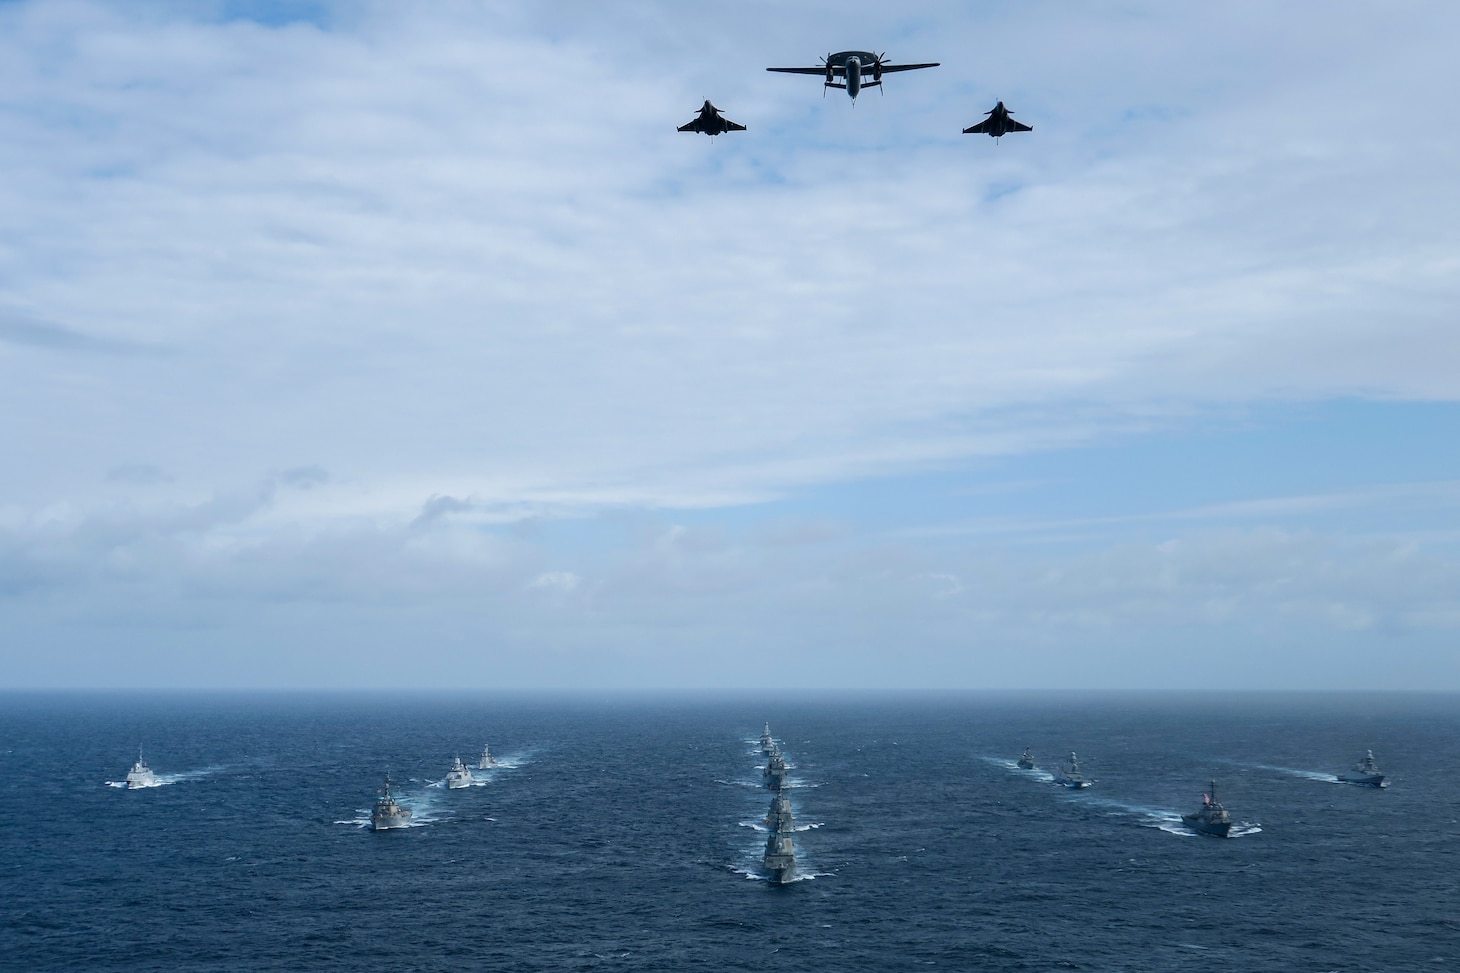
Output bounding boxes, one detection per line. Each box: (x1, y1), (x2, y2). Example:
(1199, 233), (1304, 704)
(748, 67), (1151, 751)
(445, 754), (474, 789)
(1017, 748), (1035, 770)
(765, 789), (795, 832)
(764, 749), (789, 790)
(477, 743), (499, 770)
(124, 748), (159, 789)
(1181, 780), (1233, 837)
(370, 774), (413, 830)
(760, 723), (776, 754)
(1337, 750), (1386, 787)
(762, 791), (797, 884)
(763, 825), (797, 885)
(1054, 752), (1091, 788)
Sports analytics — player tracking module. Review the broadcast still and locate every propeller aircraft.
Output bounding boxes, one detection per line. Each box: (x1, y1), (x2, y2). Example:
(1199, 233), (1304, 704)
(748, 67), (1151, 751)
(767, 51), (939, 101)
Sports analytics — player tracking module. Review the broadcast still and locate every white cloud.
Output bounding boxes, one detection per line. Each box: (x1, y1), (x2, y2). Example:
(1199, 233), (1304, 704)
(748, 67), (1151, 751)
(1, 1), (1457, 687)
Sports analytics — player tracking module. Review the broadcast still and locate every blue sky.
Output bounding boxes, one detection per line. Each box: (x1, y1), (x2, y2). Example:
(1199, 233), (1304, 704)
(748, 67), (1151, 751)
(1, 1), (1457, 690)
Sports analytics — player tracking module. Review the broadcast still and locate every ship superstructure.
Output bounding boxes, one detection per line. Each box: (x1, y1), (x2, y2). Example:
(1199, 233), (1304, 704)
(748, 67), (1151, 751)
(764, 748), (789, 791)
(371, 774), (413, 830)
(1054, 752), (1091, 789)
(445, 754), (473, 789)
(1337, 750), (1386, 788)
(1181, 780), (1233, 837)
(124, 748), (159, 789)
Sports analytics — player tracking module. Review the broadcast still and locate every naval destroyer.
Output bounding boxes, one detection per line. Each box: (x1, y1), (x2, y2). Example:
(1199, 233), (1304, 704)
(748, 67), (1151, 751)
(760, 723), (776, 754)
(1337, 750), (1386, 787)
(1054, 752), (1090, 788)
(371, 774), (413, 830)
(477, 743), (499, 770)
(124, 748), (159, 789)
(762, 789), (797, 885)
(764, 749), (789, 790)
(445, 755), (474, 789)
(1181, 780), (1233, 837)
(1017, 748), (1035, 770)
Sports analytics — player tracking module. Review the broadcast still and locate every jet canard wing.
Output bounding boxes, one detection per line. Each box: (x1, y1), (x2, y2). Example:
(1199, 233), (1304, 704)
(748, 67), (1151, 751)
(677, 111), (745, 135)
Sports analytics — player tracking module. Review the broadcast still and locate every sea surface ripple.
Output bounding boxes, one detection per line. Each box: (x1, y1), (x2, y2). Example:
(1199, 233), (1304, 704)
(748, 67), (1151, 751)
(1, 691), (1455, 972)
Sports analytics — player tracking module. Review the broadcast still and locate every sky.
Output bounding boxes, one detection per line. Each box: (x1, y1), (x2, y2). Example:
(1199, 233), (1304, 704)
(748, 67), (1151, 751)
(1, 0), (1457, 691)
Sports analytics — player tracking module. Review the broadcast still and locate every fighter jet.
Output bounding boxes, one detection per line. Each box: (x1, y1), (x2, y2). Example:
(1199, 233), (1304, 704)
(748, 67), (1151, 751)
(767, 51), (938, 101)
(963, 101), (1032, 138)
(677, 101), (746, 137)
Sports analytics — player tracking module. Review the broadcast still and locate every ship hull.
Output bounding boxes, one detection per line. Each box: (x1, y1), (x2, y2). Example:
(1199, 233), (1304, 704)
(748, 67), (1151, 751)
(371, 813), (412, 830)
(446, 775), (472, 789)
(1337, 773), (1385, 787)
(1181, 813), (1231, 838)
(764, 857), (796, 885)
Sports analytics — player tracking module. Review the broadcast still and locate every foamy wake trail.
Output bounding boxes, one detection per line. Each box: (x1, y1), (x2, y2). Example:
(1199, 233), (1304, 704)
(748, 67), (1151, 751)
(983, 756), (1056, 783)
(106, 765), (226, 789)
(1249, 763), (1340, 784)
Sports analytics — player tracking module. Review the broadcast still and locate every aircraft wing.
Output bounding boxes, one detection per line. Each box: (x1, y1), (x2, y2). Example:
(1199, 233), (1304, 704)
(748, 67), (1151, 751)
(962, 119), (994, 134)
(766, 66), (838, 75)
(724, 120), (747, 132)
(1005, 119), (1033, 132)
(677, 120), (706, 133)
(877, 62), (940, 73)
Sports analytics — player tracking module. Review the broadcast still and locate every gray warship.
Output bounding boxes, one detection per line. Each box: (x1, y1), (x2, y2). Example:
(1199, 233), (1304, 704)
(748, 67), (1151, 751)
(764, 749), (789, 790)
(1181, 780), (1233, 837)
(124, 748), (159, 789)
(371, 774), (413, 830)
(762, 790), (797, 884)
(765, 789), (795, 832)
(760, 723), (776, 754)
(477, 743), (498, 770)
(763, 823), (797, 885)
(1017, 748), (1035, 770)
(1054, 752), (1091, 788)
(445, 754), (473, 789)
(1337, 750), (1385, 787)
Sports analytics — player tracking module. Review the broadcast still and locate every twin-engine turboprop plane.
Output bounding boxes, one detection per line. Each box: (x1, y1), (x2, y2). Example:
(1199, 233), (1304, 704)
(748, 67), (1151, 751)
(767, 51), (939, 100)
(677, 100), (746, 137)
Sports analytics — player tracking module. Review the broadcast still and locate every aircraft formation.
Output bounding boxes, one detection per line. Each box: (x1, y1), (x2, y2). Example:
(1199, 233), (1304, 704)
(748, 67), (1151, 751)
(678, 49), (1032, 140)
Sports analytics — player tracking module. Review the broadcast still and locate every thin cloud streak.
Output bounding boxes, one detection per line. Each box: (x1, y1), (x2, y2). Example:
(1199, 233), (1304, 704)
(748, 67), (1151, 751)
(896, 481), (1460, 541)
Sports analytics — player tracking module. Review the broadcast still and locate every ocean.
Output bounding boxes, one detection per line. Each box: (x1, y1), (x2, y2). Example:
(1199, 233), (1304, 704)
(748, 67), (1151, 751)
(1, 691), (1455, 972)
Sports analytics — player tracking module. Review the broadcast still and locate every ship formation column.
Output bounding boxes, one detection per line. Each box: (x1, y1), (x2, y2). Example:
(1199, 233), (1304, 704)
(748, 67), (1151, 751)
(758, 724), (799, 885)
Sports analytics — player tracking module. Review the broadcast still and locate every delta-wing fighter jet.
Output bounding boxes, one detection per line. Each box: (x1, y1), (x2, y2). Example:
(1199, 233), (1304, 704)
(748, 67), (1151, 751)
(677, 100), (746, 137)
(963, 101), (1032, 138)
(767, 51), (938, 100)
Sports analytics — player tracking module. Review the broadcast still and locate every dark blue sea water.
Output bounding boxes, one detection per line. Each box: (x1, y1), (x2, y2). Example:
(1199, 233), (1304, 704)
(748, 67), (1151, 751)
(2, 692), (1456, 972)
